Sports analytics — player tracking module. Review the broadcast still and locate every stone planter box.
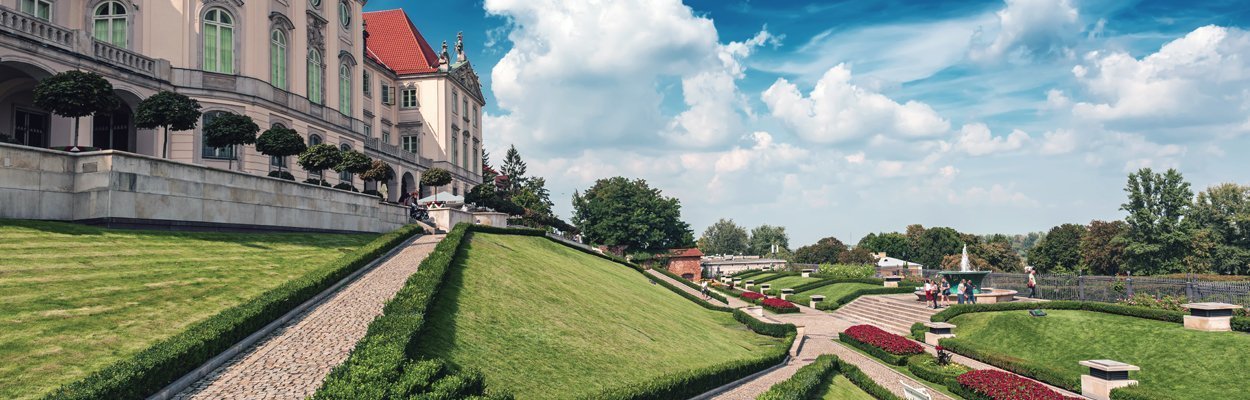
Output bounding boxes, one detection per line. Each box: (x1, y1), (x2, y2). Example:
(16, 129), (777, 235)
(801, 269), (814, 278)
(923, 322), (956, 346)
(1182, 302), (1242, 331)
(1080, 360), (1139, 400)
(884, 276), (903, 288)
(809, 295), (825, 309)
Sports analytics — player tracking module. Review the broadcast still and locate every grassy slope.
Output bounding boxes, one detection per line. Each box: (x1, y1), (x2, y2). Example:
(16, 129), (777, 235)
(817, 375), (876, 400)
(790, 282), (880, 304)
(949, 310), (1250, 399)
(0, 220), (376, 399)
(416, 233), (787, 399)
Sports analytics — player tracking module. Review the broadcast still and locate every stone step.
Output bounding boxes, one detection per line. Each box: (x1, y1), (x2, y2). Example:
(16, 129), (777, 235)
(834, 305), (918, 326)
(834, 308), (919, 332)
(840, 300), (936, 321)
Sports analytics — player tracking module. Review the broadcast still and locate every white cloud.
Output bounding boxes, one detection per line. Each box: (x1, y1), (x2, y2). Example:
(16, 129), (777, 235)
(970, 0), (1081, 62)
(845, 151), (866, 164)
(1039, 129), (1077, 155)
(952, 123), (1030, 156)
(1070, 25), (1250, 132)
(667, 30), (779, 147)
(762, 64), (951, 144)
(948, 184), (1041, 207)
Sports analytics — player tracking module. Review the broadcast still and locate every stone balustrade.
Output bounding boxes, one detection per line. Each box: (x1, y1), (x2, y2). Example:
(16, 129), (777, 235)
(0, 5), (74, 51)
(93, 39), (157, 76)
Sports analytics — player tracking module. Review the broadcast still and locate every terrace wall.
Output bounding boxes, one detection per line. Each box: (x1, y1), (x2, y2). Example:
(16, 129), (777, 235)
(0, 143), (406, 233)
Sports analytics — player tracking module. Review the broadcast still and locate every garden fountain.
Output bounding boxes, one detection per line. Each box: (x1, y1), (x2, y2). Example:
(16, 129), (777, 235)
(914, 245), (1018, 303)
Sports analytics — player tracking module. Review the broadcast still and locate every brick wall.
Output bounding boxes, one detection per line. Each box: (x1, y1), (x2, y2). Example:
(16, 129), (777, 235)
(667, 257), (702, 281)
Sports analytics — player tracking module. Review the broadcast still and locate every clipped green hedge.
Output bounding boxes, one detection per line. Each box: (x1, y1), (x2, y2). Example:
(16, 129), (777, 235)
(909, 322), (926, 342)
(758, 354), (839, 400)
(754, 271), (800, 284)
(906, 355), (970, 387)
(837, 332), (911, 366)
(594, 334), (794, 400)
(731, 269), (771, 279)
(651, 265), (729, 304)
(46, 224), (426, 400)
(314, 223), (474, 399)
(930, 301), (1185, 325)
(733, 309), (798, 338)
(836, 357), (902, 400)
(1233, 316), (1250, 333)
(938, 337), (1080, 392)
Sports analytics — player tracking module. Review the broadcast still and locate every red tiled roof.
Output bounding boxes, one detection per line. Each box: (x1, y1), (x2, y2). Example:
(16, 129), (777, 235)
(363, 9), (441, 75)
(670, 248), (705, 258)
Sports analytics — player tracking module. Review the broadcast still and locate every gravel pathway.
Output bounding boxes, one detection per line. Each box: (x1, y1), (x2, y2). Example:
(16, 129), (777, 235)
(173, 234), (445, 400)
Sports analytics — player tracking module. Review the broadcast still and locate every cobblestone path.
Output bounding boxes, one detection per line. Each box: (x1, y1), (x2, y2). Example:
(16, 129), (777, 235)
(173, 234), (444, 400)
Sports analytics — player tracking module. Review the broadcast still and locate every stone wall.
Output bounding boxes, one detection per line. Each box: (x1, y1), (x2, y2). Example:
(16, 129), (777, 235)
(429, 207), (474, 232)
(668, 257), (703, 281)
(0, 143), (406, 233)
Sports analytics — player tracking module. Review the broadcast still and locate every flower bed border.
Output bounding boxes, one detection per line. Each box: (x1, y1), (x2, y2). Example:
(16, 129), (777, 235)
(948, 369), (1080, 400)
(762, 298), (800, 314)
(838, 325), (923, 366)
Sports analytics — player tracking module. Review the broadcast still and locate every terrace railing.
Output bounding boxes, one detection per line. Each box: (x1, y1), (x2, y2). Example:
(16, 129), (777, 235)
(92, 39), (157, 76)
(0, 5), (75, 51)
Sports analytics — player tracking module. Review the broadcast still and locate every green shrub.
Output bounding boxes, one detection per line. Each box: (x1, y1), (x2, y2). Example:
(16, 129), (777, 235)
(754, 272), (800, 284)
(814, 301), (839, 311)
(909, 322), (926, 342)
(938, 337), (1080, 392)
(929, 301), (1185, 325)
(314, 224), (474, 399)
(1111, 384), (1179, 400)
(593, 339), (792, 400)
(1234, 316), (1250, 333)
(906, 354), (970, 386)
(837, 332), (911, 366)
(758, 355), (839, 400)
(47, 225), (425, 400)
(732, 269), (771, 279)
(733, 309), (797, 338)
(789, 277), (882, 293)
(816, 263), (876, 279)
(332, 182), (358, 192)
(836, 357), (902, 400)
(267, 170), (295, 180)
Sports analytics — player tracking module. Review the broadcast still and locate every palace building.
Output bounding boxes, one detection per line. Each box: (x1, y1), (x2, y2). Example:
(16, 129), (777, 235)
(0, 1), (484, 201)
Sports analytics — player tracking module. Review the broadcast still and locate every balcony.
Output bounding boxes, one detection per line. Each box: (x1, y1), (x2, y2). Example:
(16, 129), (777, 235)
(93, 39), (157, 76)
(0, 6), (73, 51)
(0, 5), (165, 81)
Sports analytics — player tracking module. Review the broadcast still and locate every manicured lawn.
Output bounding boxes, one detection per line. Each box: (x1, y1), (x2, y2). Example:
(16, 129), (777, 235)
(789, 282), (880, 305)
(747, 272), (782, 283)
(948, 310), (1250, 399)
(765, 275), (821, 289)
(416, 233), (788, 399)
(817, 375), (876, 400)
(0, 220), (376, 399)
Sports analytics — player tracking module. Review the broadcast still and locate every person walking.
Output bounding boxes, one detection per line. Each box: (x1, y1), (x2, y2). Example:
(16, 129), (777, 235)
(939, 278), (951, 308)
(700, 280), (710, 300)
(1027, 268), (1038, 298)
(923, 279), (934, 307)
(966, 281), (977, 304)
(956, 279), (966, 304)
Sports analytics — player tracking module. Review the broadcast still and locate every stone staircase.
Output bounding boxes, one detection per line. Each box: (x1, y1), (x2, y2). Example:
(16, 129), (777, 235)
(830, 294), (939, 336)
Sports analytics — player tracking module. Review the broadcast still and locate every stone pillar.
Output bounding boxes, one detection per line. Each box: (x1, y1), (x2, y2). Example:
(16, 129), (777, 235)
(750, 306), (764, 317)
(1079, 360), (1139, 400)
(1181, 303), (1242, 332)
(884, 276), (903, 288)
(801, 269), (813, 278)
(780, 289), (794, 301)
(809, 295), (825, 309)
(923, 322), (956, 346)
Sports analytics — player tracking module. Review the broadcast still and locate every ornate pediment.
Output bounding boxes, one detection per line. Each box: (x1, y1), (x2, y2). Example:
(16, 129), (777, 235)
(451, 62), (484, 103)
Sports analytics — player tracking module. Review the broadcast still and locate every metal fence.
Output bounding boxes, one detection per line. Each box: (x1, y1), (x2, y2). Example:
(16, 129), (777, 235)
(920, 269), (1250, 307)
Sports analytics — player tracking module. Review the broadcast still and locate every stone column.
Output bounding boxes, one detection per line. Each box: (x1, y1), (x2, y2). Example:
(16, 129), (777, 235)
(923, 322), (956, 346)
(1079, 360), (1139, 400)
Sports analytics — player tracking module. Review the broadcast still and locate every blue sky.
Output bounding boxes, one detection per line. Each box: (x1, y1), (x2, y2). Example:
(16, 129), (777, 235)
(367, 0), (1250, 247)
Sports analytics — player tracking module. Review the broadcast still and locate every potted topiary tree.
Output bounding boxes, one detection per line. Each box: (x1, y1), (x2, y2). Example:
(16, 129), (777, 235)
(332, 149), (371, 191)
(134, 90), (202, 158)
(297, 143), (342, 186)
(360, 160), (394, 200)
(254, 126), (305, 180)
(32, 70), (119, 152)
(202, 113), (260, 170)
(421, 167), (453, 204)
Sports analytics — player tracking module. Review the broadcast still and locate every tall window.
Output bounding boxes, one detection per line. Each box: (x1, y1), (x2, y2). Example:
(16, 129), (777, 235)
(308, 49), (323, 104)
(461, 134), (468, 168)
(401, 88), (417, 108)
(451, 91), (459, 114)
(201, 111), (235, 159)
(308, 134), (323, 178)
(380, 83), (393, 105)
(364, 124), (371, 138)
(93, 2), (127, 47)
(20, 0), (51, 21)
(401, 135), (419, 154)
(451, 134), (458, 167)
(339, 144), (352, 183)
(270, 29), (288, 89)
(382, 130), (390, 144)
(462, 98), (468, 119)
(362, 70), (371, 97)
(339, 64), (351, 114)
(338, 1), (351, 29)
(473, 106), (478, 127)
(203, 8), (234, 74)
(472, 143), (479, 174)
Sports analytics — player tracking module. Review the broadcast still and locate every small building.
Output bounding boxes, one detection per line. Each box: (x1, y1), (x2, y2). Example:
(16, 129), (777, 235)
(666, 248), (705, 280)
(702, 255), (787, 277)
(876, 255), (922, 277)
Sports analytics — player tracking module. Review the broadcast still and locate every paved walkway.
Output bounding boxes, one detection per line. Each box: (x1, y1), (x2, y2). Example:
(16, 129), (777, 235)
(644, 269), (749, 308)
(173, 234), (445, 400)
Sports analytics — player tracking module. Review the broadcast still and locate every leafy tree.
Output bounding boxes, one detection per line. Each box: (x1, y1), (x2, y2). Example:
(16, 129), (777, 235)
(698, 218), (750, 255)
(333, 149), (372, 187)
(514, 177), (554, 216)
(421, 168), (453, 202)
(1189, 183), (1250, 275)
(792, 237), (846, 264)
(254, 126), (306, 175)
(135, 90), (202, 158)
(838, 246), (876, 265)
(33, 70), (119, 151)
(360, 160), (394, 183)
(465, 182), (524, 215)
(975, 240), (1023, 272)
(1028, 223), (1087, 273)
(748, 225), (790, 257)
(571, 177), (694, 253)
(912, 227), (961, 268)
(858, 232), (912, 260)
(940, 253), (991, 271)
(1080, 220), (1128, 275)
(1121, 168), (1193, 275)
(297, 144), (342, 184)
(500, 144), (527, 195)
(202, 113), (259, 170)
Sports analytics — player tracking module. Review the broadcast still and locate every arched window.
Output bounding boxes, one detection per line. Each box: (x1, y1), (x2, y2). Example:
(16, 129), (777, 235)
(339, 143), (352, 183)
(203, 8), (234, 74)
(270, 29), (288, 89)
(308, 49), (323, 104)
(339, 64), (351, 114)
(93, 1), (128, 47)
(308, 134), (323, 179)
(201, 111), (235, 159)
(338, 1), (351, 29)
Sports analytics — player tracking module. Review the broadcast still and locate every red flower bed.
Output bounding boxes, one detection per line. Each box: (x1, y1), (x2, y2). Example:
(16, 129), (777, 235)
(956, 370), (1081, 400)
(843, 325), (923, 355)
(741, 291), (765, 300)
(761, 298), (799, 313)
